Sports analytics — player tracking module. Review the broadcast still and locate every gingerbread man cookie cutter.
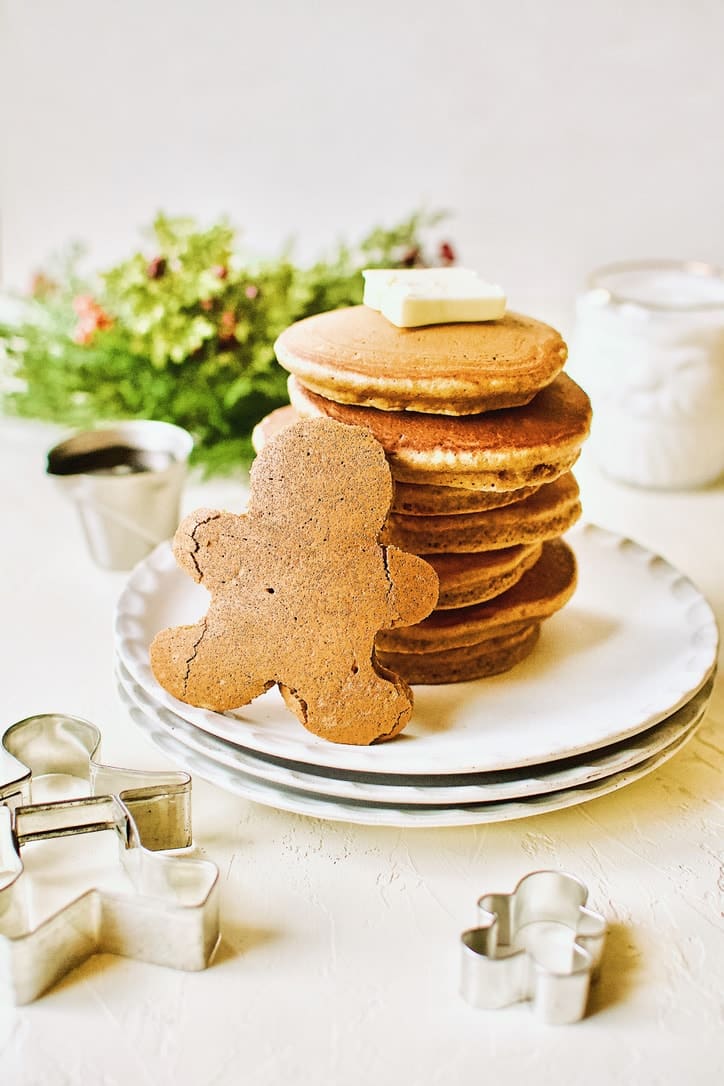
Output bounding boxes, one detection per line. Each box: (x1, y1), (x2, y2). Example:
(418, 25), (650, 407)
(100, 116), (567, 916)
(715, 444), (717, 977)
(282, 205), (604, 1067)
(0, 713), (219, 1004)
(460, 870), (607, 1025)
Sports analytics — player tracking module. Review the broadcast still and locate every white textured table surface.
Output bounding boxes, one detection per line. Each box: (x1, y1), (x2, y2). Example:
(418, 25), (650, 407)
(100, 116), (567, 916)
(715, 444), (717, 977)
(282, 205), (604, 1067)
(1, 418), (722, 1085)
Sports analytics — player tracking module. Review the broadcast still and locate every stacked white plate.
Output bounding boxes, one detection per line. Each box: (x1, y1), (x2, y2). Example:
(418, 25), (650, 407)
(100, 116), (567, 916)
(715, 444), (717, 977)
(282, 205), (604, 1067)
(114, 523), (719, 827)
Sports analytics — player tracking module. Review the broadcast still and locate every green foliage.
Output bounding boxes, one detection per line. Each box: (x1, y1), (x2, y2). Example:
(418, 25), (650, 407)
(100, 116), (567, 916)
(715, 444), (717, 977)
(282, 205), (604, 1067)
(0, 211), (449, 474)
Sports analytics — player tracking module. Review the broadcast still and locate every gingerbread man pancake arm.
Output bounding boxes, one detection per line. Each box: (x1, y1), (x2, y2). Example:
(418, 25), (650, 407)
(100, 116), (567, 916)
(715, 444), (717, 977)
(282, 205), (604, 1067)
(382, 546), (439, 629)
(173, 507), (250, 590)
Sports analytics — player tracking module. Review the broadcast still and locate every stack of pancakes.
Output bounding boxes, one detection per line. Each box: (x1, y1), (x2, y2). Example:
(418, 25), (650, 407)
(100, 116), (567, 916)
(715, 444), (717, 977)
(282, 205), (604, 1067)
(253, 304), (591, 684)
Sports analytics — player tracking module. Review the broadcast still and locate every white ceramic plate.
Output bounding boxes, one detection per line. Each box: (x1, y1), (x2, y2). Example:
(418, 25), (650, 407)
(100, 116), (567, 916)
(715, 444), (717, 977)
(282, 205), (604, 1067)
(118, 684), (706, 828)
(117, 660), (713, 805)
(115, 523), (718, 775)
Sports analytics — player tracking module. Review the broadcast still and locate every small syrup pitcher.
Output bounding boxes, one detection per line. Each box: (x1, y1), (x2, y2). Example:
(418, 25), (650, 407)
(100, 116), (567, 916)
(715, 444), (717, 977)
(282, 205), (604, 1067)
(47, 419), (193, 570)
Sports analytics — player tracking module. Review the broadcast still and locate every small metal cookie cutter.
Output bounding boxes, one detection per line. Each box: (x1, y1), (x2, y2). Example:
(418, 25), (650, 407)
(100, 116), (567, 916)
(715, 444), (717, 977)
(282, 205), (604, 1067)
(0, 713), (220, 1004)
(460, 870), (607, 1025)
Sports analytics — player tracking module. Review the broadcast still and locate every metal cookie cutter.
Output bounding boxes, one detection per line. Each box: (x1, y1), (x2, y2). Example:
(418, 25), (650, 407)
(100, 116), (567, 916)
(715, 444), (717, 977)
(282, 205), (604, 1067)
(460, 870), (607, 1025)
(0, 713), (220, 1005)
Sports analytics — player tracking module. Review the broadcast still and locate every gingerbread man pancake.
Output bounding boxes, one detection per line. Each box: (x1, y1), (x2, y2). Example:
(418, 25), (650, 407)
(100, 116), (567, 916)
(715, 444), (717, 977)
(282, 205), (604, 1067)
(150, 417), (439, 745)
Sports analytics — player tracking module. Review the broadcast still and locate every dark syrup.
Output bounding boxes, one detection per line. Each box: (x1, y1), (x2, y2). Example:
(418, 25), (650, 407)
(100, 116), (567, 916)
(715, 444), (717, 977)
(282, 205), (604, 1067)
(47, 444), (175, 477)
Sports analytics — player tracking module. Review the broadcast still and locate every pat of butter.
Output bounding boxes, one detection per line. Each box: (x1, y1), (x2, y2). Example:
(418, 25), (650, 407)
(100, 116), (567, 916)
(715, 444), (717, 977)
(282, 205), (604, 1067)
(362, 268), (506, 328)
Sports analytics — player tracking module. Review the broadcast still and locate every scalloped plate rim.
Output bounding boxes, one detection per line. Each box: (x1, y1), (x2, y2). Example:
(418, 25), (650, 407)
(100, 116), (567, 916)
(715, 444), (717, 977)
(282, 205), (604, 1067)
(116, 660), (713, 804)
(120, 686), (706, 828)
(114, 522), (719, 775)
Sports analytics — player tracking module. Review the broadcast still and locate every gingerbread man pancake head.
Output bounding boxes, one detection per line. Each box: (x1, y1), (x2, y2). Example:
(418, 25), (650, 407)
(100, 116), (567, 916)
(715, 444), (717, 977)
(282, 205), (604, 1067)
(150, 417), (439, 745)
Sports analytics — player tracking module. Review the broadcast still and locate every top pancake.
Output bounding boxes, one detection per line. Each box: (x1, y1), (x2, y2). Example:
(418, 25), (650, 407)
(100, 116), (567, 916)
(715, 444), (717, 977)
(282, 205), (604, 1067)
(274, 305), (568, 414)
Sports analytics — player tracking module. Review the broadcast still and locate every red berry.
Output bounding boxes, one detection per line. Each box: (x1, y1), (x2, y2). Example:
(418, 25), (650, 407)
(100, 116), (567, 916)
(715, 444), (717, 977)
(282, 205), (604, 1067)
(213, 264), (228, 280)
(147, 256), (167, 279)
(439, 241), (456, 265)
(219, 309), (237, 342)
(400, 246), (421, 268)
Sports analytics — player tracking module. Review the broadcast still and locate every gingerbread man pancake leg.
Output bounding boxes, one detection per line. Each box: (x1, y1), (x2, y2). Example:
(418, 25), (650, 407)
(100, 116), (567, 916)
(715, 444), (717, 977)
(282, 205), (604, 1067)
(150, 621), (274, 711)
(150, 623), (209, 705)
(280, 658), (414, 745)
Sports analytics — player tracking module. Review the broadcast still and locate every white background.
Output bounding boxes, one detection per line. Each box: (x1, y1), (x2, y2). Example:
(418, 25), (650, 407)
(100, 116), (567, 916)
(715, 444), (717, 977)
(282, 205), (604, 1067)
(2, 6), (724, 1084)
(3, 0), (723, 327)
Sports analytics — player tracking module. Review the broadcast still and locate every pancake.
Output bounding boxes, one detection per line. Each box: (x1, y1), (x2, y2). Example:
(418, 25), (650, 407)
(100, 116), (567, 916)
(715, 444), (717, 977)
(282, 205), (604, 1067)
(288, 374), (591, 490)
(391, 480), (540, 515)
(428, 543), (543, 608)
(383, 473), (581, 553)
(376, 622), (540, 685)
(252, 405), (297, 455)
(376, 538), (576, 653)
(252, 408), (541, 513)
(274, 305), (567, 414)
